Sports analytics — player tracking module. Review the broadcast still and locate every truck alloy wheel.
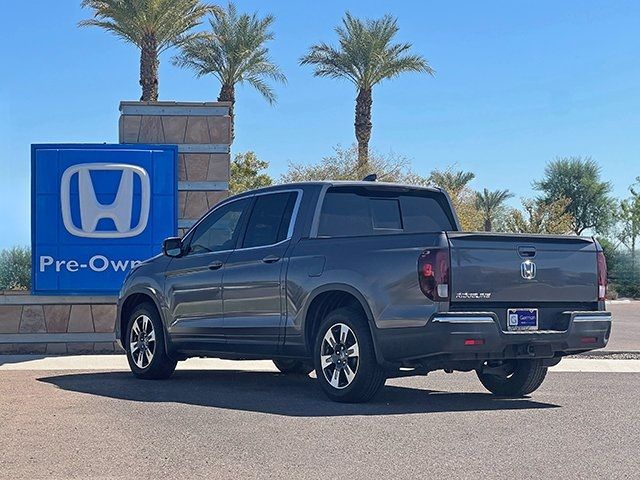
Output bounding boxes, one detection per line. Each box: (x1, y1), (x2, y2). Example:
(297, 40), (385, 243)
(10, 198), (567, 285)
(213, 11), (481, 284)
(320, 322), (360, 389)
(125, 303), (177, 380)
(314, 307), (386, 403)
(129, 314), (156, 369)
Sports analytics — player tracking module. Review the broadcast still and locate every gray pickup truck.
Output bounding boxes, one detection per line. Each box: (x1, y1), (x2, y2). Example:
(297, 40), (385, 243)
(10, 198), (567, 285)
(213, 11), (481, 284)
(116, 181), (612, 403)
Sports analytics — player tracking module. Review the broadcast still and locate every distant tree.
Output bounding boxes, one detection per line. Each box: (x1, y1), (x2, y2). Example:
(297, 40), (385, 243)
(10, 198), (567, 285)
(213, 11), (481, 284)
(597, 237), (620, 277)
(427, 169), (475, 197)
(475, 188), (513, 231)
(533, 156), (615, 235)
(300, 13), (433, 169)
(428, 168), (481, 231)
(80, 0), (216, 101)
(173, 2), (286, 141)
(0, 246), (31, 291)
(230, 151), (273, 195)
(504, 198), (574, 235)
(617, 177), (640, 269)
(280, 144), (428, 185)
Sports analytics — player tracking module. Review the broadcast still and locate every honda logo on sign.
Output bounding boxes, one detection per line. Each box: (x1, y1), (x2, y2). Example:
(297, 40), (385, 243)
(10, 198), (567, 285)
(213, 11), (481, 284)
(521, 260), (536, 280)
(60, 163), (150, 238)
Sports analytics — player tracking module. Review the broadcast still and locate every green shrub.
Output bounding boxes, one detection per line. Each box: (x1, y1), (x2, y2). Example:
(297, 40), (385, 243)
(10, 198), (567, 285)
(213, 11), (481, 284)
(607, 251), (640, 299)
(0, 246), (31, 291)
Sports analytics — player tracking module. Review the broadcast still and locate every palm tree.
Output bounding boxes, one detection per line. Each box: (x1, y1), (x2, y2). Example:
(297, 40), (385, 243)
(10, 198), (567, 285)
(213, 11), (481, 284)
(428, 169), (476, 197)
(173, 2), (286, 142)
(475, 188), (514, 232)
(300, 13), (434, 169)
(80, 0), (216, 101)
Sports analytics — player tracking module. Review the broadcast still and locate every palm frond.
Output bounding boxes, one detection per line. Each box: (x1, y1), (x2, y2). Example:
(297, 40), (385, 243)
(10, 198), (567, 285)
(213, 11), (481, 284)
(173, 2), (286, 102)
(302, 12), (432, 89)
(475, 188), (514, 213)
(244, 75), (277, 104)
(78, 18), (139, 45)
(80, 0), (216, 50)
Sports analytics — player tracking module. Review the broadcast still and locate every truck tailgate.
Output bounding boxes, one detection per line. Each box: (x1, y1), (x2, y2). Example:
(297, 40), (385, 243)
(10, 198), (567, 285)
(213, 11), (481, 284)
(447, 232), (598, 304)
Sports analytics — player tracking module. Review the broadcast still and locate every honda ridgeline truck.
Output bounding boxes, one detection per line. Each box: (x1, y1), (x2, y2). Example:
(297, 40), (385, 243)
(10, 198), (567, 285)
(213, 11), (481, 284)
(116, 181), (612, 403)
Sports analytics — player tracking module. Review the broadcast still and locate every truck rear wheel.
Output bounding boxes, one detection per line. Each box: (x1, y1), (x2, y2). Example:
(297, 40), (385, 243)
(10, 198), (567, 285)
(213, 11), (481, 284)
(313, 307), (386, 403)
(273, 359), (313, 375)
(476, 359), (548, 397)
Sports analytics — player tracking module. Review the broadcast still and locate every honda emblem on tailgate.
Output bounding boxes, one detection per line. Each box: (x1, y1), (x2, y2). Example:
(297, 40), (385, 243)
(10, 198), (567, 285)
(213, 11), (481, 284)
(521, 260), (536, 280)
(60, 163), (151, 238)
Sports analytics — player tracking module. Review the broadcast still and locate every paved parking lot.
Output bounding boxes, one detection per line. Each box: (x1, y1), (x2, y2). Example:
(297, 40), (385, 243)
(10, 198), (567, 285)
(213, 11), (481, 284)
(0, 301), (636, 479)
(0, 358), (639, 480)
(606, 302), (640, 352)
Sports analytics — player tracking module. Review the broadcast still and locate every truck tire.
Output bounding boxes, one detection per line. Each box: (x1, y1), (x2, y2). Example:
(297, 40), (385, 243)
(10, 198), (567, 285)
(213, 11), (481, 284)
(313, 307), (386, 403)
(273, 359), (313, 375)
(476, 359), (548, 397)
(125, 302), (177, 380)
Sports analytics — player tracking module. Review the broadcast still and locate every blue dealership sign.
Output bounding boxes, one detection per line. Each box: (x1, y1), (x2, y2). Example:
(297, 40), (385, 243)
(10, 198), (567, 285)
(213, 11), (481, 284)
(31, 144), (177, 294)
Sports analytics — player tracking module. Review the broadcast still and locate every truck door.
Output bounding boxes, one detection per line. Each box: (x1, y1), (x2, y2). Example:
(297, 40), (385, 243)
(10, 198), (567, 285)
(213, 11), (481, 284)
(222, 190), (300, 354)
(164, 197), (251, 349)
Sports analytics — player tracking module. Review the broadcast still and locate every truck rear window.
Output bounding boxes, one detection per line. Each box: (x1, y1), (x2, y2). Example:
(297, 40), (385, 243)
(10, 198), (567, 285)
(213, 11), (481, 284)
(317, 187), (455, 237)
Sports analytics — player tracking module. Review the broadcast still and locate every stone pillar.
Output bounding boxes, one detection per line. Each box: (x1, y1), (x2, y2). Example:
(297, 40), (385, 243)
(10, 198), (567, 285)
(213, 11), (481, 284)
(119, 101), (232, 236)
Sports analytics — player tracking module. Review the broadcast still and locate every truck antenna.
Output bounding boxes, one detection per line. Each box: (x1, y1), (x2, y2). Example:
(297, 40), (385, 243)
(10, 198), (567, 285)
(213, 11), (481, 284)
(362, 173), (377, 182)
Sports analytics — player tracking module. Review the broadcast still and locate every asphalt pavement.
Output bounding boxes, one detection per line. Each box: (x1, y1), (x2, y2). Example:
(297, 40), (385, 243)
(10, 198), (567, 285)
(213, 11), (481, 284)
(606, 302), (640, 352)
(0, 358), (638, 479)
(0, 301), (636, 479)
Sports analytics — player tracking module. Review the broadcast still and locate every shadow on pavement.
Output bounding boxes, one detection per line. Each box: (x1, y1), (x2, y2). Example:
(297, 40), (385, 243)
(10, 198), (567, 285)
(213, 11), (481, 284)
(38, 369), (560, 416)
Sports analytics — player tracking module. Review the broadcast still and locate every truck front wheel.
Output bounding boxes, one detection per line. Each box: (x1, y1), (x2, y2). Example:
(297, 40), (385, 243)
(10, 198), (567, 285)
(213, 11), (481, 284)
(313, 307), (386, 403)
(125, 302), (177, 380)
(476, 359), (548, 397)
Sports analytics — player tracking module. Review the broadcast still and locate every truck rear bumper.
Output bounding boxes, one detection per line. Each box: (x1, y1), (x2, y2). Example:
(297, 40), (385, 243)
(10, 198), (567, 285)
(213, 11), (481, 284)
(375, 311), (612, 363)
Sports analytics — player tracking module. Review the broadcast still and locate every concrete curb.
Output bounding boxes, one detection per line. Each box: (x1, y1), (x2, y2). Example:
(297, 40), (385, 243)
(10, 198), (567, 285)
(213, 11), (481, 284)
(2, 354), (640, 373)
(576, 350), (640, 356)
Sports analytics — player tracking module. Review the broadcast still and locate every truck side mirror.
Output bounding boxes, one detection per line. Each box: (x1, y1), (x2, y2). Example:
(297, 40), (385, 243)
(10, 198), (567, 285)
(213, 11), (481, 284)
(162, 237), (183, 257)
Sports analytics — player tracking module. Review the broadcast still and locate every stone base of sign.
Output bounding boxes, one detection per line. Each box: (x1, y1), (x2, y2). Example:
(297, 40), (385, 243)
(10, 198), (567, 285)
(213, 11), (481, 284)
(119, 101), (232, 236)
(0, 292), (121, 355)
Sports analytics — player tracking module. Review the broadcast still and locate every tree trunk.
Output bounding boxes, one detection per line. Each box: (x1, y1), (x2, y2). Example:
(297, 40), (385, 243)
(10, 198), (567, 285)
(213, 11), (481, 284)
(355, 88), (373, 170)
(218, 83), (236, 143)
(139, 34), (159, 101)
(484, 217), (492, 232)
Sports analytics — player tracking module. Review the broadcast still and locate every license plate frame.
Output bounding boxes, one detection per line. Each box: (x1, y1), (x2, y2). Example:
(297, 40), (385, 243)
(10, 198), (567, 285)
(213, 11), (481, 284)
(507, 308), (539, 331)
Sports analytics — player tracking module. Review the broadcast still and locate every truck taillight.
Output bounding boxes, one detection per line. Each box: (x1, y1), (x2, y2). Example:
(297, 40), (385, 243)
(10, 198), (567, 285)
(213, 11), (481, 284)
(418, 249), (450, 302)
(597, 251), (607, 301)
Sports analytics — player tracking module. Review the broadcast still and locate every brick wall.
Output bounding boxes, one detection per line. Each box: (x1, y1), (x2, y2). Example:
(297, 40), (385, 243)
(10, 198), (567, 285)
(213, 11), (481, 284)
(0, 293), (120, 355)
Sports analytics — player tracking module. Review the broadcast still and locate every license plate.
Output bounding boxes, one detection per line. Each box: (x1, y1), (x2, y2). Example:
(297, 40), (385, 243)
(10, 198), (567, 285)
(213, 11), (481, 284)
(507, 308), (538, 331)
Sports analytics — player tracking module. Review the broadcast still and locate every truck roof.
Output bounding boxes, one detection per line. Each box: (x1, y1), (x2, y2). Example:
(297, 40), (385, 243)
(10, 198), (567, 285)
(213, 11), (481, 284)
(231, 180), (445, 196)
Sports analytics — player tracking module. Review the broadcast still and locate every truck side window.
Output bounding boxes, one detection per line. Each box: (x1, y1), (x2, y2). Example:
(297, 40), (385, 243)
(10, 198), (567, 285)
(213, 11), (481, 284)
(187, 197), (251, 254)
(318, 187), (454, 237)
(317, 190), (371, 237)
(400, 194), (455, 232)
(242, 192), (297, 248)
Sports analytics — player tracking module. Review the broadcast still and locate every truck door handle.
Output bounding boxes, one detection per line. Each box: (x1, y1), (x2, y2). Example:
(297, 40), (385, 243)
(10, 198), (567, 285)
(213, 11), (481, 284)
(208, 260), (224, 270)
(262, 255), (281, 264)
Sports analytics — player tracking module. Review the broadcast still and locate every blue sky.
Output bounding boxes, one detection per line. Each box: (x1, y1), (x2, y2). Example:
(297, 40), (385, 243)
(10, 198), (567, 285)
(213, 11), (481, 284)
(1, 0), (640, 249)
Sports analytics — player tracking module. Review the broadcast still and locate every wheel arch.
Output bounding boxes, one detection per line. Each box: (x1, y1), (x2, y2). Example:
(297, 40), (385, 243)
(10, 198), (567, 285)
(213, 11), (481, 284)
(302, 283), (384, 364)
(119, 289), (167, 351)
